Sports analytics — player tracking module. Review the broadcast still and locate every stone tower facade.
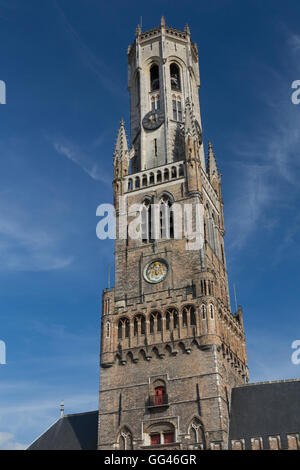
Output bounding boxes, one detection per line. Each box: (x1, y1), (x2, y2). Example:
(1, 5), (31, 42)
(98, 18), (249, 451)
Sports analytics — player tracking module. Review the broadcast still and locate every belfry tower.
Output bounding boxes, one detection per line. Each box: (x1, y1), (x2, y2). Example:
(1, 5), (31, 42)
(98, 18), (249, 450)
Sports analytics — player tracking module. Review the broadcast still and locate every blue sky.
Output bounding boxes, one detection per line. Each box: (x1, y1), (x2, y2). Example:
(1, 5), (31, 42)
(0, 0), (300, 450)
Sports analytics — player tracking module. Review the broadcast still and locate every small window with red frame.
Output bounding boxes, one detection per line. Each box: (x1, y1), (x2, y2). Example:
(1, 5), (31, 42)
(164, 432), (174, 444)
(154, 386), (166, 406)
(150, 433), (161, 446)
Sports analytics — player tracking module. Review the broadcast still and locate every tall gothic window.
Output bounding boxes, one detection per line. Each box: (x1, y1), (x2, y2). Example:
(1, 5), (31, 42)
(134, 314), (146, 336)
(182, 305), (196, 326)
(165, 308), (178, 330)
(150, 312), (162, 333)
(141, 198), (153, 243)
(159, 195), (174, 240)
(189, 418), (203, 445)
(118, 318), (130, 339)
(150, 64), (159, 91)
(170, 63), (181, 90)
(119, 427), (133, 450)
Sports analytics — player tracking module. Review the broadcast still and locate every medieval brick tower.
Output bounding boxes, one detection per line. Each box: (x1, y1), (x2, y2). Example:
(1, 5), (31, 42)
(98, 18), (249, 450)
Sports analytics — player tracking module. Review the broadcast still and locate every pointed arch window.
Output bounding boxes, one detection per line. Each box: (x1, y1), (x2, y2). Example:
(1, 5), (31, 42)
(150, 64), (160, 91)
(165, 307), (179, 330)
(141, 198), (153, 243)
(189, 418), (204, 445)
(134, 314), (146, 336)
(118, 318), (130, 339)
(159, 195), (174, 240)
(182, 305), (196, 326)
(119, 428), (133, 450)
(150, 311), (162, 333)
(170, 63), (181, 91)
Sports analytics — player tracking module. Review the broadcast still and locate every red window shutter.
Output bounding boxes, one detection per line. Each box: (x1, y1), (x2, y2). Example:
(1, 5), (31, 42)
(151, 433), (161, 445)
(154, 386), (166, 406)
(164, 432), (174, 444)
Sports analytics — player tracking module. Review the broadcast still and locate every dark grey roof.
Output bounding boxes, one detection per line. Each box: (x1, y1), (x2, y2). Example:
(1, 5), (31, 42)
(28, 410), (98, 450)
(229, 379), (300, 449)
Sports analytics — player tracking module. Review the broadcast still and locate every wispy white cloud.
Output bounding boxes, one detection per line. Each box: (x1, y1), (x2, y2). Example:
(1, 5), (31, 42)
(226, 30), (300, 251)
(0, 201), (73, 272)
(226, 162), (273, 250)
(52, 138), (111, 184)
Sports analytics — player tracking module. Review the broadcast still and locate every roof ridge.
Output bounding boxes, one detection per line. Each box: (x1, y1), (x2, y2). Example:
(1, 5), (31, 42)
(234, 377), (300, 388)
(64, 410), (98, 418)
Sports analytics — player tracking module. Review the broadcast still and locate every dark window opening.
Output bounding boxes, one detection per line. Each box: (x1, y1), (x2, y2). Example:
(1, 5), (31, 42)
(150, 315), (154, 334)
(125, 320), (130, 338)
(173, 311), (178, 329)
(170, 63), (181, 91)
(150, 64), (160, 91)
(134, 318), (138, 336)
(141, 316), (146, 335)
(166, 312), (170, 330)
(157, 314), (162, 332)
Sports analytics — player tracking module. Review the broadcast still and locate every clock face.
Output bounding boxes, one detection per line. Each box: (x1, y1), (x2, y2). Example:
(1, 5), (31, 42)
(194, 119), (203, 145)
(142, 110), (165, 130)
(144, 260), (168, 284)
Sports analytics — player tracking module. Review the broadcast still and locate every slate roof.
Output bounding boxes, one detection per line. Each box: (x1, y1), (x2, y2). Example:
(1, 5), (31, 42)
(229, 379), (300, 449)
(28, 410), (98, 450)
